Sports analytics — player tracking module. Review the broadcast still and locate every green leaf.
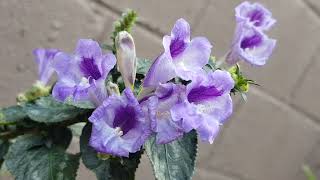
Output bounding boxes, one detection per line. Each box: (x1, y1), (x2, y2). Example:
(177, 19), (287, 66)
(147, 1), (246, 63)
(0, 140), (10, 168)
(80, 123), (142, 180)
(47, 126), (73, 150)
(145, 131), (198, 180)
(136, 58), (152, 75)
(23, 96), (86, 123)
(0, 105), (27, 125)
(5, 135), (80, 180)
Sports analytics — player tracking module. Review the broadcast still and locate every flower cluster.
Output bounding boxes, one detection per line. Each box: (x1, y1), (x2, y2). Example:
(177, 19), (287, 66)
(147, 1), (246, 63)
(32, 2), (276, 157)
(226, 1), (277, 66)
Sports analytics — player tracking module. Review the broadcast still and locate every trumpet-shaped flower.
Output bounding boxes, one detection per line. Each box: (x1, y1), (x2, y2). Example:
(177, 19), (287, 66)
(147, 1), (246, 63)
(143, 18), (212, 87)
(33, 48), (59, 85)
(89, 88), (151, 157)
(52, 39), (116, 107)
(235, 1), (276, 31)
(226, 23), (276, 66)
(172, 70), (234, 143)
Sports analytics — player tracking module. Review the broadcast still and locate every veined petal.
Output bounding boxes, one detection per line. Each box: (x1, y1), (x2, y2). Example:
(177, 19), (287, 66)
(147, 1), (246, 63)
(52, 82), (76, 102)
(89, 88), (151, 157)
(143, 53), (176, 88)
(171, 18), (190, 44)
(235, 1), (276, 31)
(196, 116), (220, 144)
(173, 37), (212, 80)
(227, 23), (276, 66)
(75, 39), (102, 59)
(33, 48), (59, 85)
(98, 53), (117, 79)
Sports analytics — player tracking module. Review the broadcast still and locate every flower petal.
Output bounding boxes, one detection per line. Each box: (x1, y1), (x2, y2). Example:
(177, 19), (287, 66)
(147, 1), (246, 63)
(33, 48), (59, 85)
(89, 88), (150, 157)
(75, 39), (102, 59)
(173, 37), (212, 80)
(143, 53), (176, 87)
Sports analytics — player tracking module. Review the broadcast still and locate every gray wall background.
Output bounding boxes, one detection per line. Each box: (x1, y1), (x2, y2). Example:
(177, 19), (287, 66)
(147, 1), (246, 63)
(1, 0), (320, 179)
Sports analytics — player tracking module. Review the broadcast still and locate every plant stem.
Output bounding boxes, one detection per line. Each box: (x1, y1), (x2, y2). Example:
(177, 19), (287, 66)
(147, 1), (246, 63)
(0, 115), (88, 141)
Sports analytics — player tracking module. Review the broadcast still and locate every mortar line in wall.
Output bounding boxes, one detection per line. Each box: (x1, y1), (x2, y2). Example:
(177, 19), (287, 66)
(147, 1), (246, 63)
(301, 0), (320, 19)
(92, 0), (164, 39)
(251, 87), (320, 130)
(290, 46), (320, 99)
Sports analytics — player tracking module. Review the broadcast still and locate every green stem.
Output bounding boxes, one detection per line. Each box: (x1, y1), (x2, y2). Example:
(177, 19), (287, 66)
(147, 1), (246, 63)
(0, 116), (88, 141)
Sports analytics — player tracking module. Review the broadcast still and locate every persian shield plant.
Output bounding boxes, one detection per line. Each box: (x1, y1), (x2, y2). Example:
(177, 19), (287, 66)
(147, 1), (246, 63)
(0, 1), (276, 180)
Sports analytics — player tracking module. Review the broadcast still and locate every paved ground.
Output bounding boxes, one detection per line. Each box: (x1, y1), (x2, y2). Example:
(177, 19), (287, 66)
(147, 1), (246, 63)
(1, 0), (320, 179)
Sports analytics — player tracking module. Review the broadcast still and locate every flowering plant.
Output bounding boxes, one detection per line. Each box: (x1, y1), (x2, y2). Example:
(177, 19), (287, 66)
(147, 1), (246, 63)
(0, 2), (276, 180)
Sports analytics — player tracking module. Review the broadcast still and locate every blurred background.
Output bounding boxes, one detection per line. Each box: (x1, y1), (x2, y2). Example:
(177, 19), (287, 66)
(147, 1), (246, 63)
(1, 0), (320, 179)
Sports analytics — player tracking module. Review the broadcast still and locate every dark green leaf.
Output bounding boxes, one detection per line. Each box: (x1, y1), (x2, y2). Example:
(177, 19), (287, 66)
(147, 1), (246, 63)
(136, 58), (152, 75)
(0, 140), (10, 168)
(0, 105), (27, 125)
(5, 135), (80, 180)
(80, 123), (142, 180)
(145, 131), (198, 180)
(23, 96), (86, 123)
(47, 126), (73, 150)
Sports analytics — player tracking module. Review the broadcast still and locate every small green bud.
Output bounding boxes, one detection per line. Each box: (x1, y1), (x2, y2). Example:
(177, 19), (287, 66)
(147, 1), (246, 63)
(17, 81), (51, 103)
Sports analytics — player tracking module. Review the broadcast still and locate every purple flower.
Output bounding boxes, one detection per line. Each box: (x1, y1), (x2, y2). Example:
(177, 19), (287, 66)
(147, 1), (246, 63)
(33, 48), (59, 85)
(89, 88), (151, 157)
(226, 23), (276, 66)
(52, 39), (116, 107)
(172, 70), (234, 143)
(145, 83), (188, 144)
(143, 18), (212, 87)
(235, 1), (276, 31)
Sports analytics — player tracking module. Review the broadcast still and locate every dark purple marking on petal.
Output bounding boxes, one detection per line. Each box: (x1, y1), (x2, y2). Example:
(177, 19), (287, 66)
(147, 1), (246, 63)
(158, 86), (174, 100)
(187, 85), (223, 103)
(45, 49), (59, 60)
(249, 9), (264, 26)
(79, 57), (102, 81)
(170, 38), (186, 58)
(113, 105), (137, 135)
(240, 34), (262, 49)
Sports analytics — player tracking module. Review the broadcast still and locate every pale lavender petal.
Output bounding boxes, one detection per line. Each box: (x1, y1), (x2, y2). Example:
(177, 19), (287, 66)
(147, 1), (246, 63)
(164, 18), (191, 59)
(75, 39), (102, 59)
(143, 53), (176, 87)
(52, 82), (76, 102)
(196, 116), (220, 144)
(147, 96), (183, 144)
(97, 53), (117, 79)
(227, 23), (276, 66)
(33, 48), (59, 85)
(171, 18), (190, 43)
(235, 1), (276, 31)
(170, 101), (201, 132)
(146, 83), (187, 144)
(173, 37), (212, 80)
(52, 52), (82, 84)
(89, 88), (151, 157)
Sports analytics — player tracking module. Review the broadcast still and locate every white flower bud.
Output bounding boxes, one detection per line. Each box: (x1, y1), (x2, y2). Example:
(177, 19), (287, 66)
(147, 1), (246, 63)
(115, 31), (137, 89)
